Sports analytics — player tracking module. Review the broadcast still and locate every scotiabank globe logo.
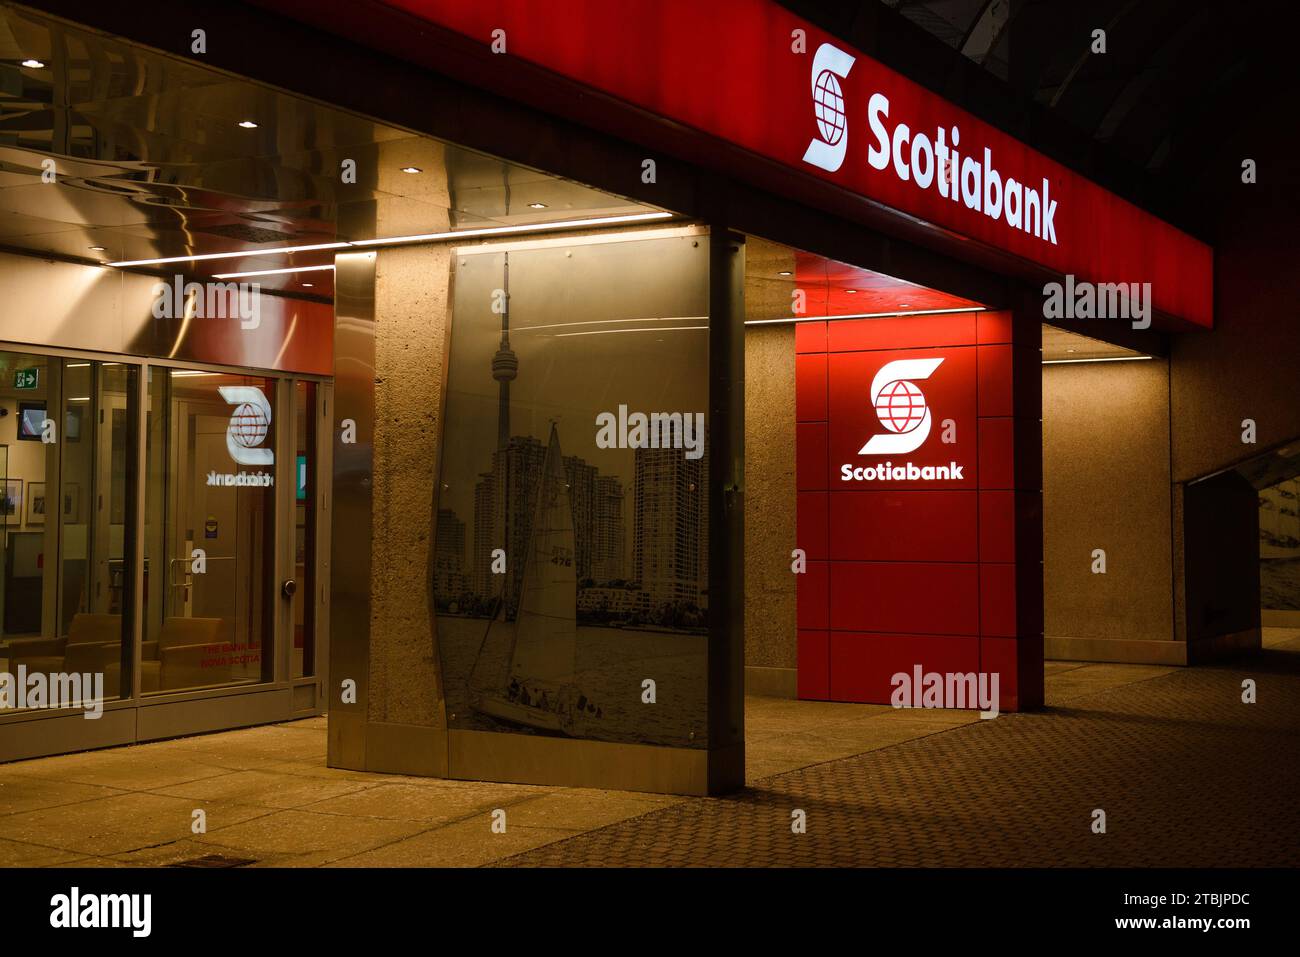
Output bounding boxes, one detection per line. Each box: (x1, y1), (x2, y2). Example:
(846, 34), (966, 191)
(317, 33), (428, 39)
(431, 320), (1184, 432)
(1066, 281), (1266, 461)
(859, 358), (943, 454)
(802, 43), (856, 173)
(813, 70), (846, 145)
(218, 386), (273, 466)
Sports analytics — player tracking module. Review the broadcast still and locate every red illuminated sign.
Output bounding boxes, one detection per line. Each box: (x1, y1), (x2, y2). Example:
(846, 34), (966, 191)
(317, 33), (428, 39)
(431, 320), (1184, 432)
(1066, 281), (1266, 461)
(368, 0), (1211, 328)
(796, 310), (1041, 710)
(831, 348), (975, 489)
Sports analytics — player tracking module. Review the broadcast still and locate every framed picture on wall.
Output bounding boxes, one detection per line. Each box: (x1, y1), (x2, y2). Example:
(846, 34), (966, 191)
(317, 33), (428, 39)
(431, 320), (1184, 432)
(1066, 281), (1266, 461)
(16, 403), (44, 442)
(0, 479), (20, 524)
(62, 483), (80, 523)
(26, 481), (45, 526)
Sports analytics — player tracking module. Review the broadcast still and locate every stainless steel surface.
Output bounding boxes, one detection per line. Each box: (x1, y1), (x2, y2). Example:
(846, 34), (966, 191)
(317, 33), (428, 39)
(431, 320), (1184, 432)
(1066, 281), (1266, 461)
(327, 250), (375, 771)
(707, 228), (745, 793)
(0, 3), (659, 298)
(0, 249), (334, 374)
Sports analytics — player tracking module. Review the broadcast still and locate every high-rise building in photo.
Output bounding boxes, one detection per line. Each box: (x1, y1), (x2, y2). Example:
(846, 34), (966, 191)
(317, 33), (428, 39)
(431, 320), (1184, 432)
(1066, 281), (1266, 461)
(563, 454), (596, 581)
(592, 474), (626, 583)
(433, 508), (467, 602)
(471, 435), (627, 612)
(632, 446), (706, 609)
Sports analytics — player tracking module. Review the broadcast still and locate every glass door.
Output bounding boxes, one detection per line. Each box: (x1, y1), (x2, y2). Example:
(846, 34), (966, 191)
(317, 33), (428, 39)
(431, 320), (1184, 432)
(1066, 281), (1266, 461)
(143, 368), (278, 694)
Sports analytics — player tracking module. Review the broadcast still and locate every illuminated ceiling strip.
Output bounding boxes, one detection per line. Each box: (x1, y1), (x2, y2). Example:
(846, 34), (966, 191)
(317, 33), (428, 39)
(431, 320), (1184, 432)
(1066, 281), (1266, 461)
(213, 264), (337, 280)
(526, 316), (707, 332)
(107, 212), (673, 268)
(1041, 355), (1151, 364)
(552, 325), (708, 338)
(744, 306), (986, 326)
(350, 212), (671, 247)
(108, 242), (349, 268)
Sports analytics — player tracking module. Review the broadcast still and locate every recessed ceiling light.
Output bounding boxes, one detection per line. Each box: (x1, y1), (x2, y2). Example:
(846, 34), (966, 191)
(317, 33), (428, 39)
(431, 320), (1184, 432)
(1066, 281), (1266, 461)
(778, 271), (793, 276)
(237, 120), (258, 129)
(898, 302), (911, 307)
(301, 282), (314, 288)
(88, 245), (106, 251)
(21, 59), (45, 68)
(846, 289), (857, 294)
(1066, 348), (1076, 353)
(401, 166), (422, 174)
(528, 202), (547, 209)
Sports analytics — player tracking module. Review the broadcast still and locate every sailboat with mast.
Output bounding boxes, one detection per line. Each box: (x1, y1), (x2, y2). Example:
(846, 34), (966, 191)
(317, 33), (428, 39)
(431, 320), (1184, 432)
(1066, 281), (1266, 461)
(468, 423), (604, 736)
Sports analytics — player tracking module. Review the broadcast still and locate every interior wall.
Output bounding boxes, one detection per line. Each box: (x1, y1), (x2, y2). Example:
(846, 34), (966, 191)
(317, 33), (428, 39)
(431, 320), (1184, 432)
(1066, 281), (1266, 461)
(1042, 358), (1176, 660)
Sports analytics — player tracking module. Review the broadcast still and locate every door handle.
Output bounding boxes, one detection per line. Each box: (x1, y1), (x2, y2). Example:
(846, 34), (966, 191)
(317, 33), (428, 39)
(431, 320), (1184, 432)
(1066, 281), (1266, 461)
(281, 579), (297, 599)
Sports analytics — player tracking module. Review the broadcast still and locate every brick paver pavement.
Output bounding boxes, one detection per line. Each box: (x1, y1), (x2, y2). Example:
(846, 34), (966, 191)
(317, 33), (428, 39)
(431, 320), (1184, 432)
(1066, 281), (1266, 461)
(499, 645), (1300, 867)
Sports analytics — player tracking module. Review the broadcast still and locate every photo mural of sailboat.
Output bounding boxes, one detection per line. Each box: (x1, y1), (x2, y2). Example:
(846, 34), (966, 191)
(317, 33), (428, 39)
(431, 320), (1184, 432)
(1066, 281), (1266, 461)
(469, 423), (604, 735)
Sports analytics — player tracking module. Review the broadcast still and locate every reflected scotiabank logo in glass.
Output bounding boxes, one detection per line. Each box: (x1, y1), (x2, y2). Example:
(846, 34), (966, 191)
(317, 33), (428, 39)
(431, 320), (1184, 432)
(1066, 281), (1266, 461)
(218, 386), (273, 466)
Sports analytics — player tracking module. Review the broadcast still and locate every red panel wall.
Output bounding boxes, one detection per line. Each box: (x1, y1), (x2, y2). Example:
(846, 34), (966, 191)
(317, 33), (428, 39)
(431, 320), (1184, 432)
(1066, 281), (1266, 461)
(795, 309), (1044, 711)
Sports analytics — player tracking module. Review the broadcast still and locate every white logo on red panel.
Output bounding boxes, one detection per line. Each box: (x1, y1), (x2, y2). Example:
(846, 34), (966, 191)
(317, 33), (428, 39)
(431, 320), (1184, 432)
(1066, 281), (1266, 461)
(858, 357), (943, 454)
(802, 43), (856, 173)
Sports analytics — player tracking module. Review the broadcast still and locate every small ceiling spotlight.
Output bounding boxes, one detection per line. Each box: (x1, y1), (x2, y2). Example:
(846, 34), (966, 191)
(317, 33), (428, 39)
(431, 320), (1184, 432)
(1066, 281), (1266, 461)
(21, 59), (45, 68)
(88, 245), (106, 251)
(400, 166), (422, 174)
(237, 120), (258, 128)
(528, 202), (548, 209)
(301, 282), (314, 288)
(846, 289), (857, 294)
(898, 302), (911, 307)
(778, 270), (793, 277)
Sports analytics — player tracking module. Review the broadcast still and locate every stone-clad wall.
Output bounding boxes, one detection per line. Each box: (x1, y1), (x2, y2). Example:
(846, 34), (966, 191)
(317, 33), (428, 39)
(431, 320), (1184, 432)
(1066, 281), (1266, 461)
(368, 244), (451, 726)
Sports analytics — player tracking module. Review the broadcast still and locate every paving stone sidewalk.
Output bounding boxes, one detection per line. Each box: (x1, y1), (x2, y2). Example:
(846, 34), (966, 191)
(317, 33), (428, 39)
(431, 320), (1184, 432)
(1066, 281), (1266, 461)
(1, 632), (1293, 867)
(499, 634), (1300, 867)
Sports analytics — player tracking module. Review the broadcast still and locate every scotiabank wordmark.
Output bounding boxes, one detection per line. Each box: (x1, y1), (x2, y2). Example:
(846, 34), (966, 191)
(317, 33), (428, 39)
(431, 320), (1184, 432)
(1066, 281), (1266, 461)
(840, 461), (965, 482)
(866, 93), (1058, 246)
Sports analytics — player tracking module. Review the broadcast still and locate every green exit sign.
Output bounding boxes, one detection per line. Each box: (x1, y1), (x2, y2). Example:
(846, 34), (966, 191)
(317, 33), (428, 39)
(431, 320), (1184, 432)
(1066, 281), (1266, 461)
(13, 368), (38, 390)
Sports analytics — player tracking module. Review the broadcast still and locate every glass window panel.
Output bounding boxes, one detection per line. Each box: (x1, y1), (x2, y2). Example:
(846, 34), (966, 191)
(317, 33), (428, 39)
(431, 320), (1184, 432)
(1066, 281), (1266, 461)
(0, 354), (134, 714)
(434, 233), (710, 747)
